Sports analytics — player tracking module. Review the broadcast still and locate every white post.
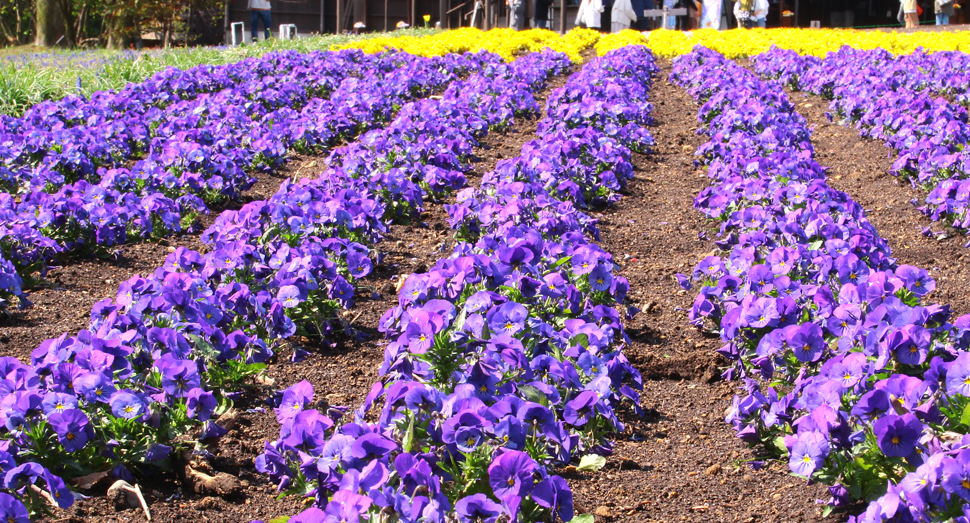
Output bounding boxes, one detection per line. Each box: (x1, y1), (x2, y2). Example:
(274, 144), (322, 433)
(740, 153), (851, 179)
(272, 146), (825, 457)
(279, 24), (298, 39)
(230, 22), (245, 45)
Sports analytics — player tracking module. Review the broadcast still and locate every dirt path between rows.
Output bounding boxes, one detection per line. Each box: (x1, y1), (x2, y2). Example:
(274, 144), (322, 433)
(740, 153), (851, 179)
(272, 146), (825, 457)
(564, 63), (840, 523)
(789, 91), (970, 318)
(42, 71), (577, 523)
(28, 59), (856, 523)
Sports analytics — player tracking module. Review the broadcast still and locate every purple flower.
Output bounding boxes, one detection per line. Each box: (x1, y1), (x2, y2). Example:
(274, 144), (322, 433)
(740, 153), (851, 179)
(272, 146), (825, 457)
(532, 475), (573, 522)
(946, 352), (970, 397)
(455, 493), (502, 523)
(277, 285), (304, 308)
(872, 414), (922, 458)
(0, 493), (29, 523)
(563, 390), (598, 427)
(156, 356), (201, 399)
(41, 392), (77, 416)
(588, 263), (612, 292)
(3, 463), (44, 491)
(275, 380), (314, 424)
(744, 297), (779, 329)
(675, 273), (692, 290)
(788, 431), (829, 477)
(346, 252), (373, 279)
(349, 433), (396, 466)
(42, 470), (74, 508)
(942, 457), (970, 501)
(145, 443), (172, 462)
(186, 388), (217, 422)
(487, 450), (536, 500)
(405, 319), (435, 355)
(288, 507), (325, 523)
(48, 409), (91, 453)
(73, 371), (116, 403)
(787, 323), (825, 363)
(109, 391), (147, 419)
(487, 302), (528, 337)
(896, 265), (935, 296)
(322, 489), (371, 523)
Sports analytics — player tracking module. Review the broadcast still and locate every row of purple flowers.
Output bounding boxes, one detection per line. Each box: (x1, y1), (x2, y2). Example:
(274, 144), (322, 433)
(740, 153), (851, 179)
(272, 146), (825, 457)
(673, 46), (970, 523)
(253, 45), (657, 523)
(752, 47), (970, 244)
(0, 48), (571, 522)
(0, 50), (496, 311)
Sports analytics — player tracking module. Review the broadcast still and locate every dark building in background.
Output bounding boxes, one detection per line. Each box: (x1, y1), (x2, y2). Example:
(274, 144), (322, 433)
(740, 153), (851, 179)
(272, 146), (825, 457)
(224, 0), (586, 40)
(223, 0), (965, 43)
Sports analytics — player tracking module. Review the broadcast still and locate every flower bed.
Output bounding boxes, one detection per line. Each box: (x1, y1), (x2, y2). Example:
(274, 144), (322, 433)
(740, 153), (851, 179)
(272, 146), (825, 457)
(752, 46), (970, 242)
(254, 44), (656, 523)
(0, 51), (491, 310)
(672, 47), (970, 522)
(0, 45), (583, 521)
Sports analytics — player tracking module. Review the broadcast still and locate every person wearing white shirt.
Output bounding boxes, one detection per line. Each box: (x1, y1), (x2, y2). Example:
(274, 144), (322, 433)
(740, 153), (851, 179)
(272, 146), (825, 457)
(575, 0), (604, 29)
(249, 0), (272, 41)
(753, 0), (768, 26)
(611, 0), (637, 31)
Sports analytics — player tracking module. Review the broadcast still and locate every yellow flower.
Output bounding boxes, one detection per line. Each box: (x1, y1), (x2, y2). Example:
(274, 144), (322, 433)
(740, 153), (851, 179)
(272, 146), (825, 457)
(631, 28), (970, 58)
(333, 27), (601, 63)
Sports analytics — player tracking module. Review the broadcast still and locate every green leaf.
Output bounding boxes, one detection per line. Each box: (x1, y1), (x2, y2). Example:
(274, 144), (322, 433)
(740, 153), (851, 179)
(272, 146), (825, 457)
(772, 436), (787, 454)
(569, 515), (595, 523)
(552, 255), (573, 269)
(960, 402), (970, 427)
(577, 454), (606, 472)
(517, 384), (548, 407)
(570, 333), (589, 349)
(453, 306), (468, 332)
(402, 413), (416, 454)
(268, 517), (290, 523)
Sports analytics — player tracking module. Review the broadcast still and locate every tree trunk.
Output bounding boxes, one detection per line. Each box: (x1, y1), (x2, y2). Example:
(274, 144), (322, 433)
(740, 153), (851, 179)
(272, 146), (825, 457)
(105, 5), (136, 49)
(35, 0), (64, 46)
(58, 0), (76, 47)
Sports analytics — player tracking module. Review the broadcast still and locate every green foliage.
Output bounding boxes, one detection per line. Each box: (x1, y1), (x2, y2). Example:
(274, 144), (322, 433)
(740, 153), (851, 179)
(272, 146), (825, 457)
(0, 28), (439, 116)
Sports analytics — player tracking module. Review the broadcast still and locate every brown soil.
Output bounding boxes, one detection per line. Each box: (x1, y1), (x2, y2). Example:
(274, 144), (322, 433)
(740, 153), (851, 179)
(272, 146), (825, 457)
(25, 60), (860, 523)
(562, 63), (841, 523)
(466, 70), (574, 187)
(33, 75), (578, 523)
(790, 92), (970, 318)
(0, 238), (208, 364)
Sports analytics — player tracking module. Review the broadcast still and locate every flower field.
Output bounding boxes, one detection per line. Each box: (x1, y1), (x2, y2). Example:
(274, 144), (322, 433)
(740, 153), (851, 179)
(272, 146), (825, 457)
(2, 26), (970, 523)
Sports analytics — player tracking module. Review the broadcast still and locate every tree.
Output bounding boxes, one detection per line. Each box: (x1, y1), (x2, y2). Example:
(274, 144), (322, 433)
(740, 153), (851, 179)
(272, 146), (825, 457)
(35, 0), (64, 46)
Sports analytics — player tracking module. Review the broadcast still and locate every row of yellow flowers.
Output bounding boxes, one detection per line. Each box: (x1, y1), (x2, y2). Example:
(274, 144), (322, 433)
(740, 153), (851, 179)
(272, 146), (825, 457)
(599, 27), (970, 57)
(334, 27), (601, 63)
(336, 26), (970, 62)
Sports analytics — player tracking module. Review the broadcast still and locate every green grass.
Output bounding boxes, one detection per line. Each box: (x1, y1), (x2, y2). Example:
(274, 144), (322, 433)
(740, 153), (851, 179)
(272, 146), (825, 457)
(0, 28), (439, 116)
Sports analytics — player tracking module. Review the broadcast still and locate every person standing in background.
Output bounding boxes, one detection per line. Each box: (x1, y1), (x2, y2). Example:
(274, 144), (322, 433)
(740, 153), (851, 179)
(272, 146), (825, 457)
(902, 0), (919, 27)
(508, 0), (527, 29)
(249, 0), (272, 41)
(753, 0), (768, 26)
(612, 0), (638, 30)
(688, 0), (702, 28)
(638, 0), (654, 29)
(936, 0), (955, 24)
(535, 0), (552, 27)
(630, 0), (648, 29)
(733, 0), (755, 27)
(576, 0), (604, 29)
